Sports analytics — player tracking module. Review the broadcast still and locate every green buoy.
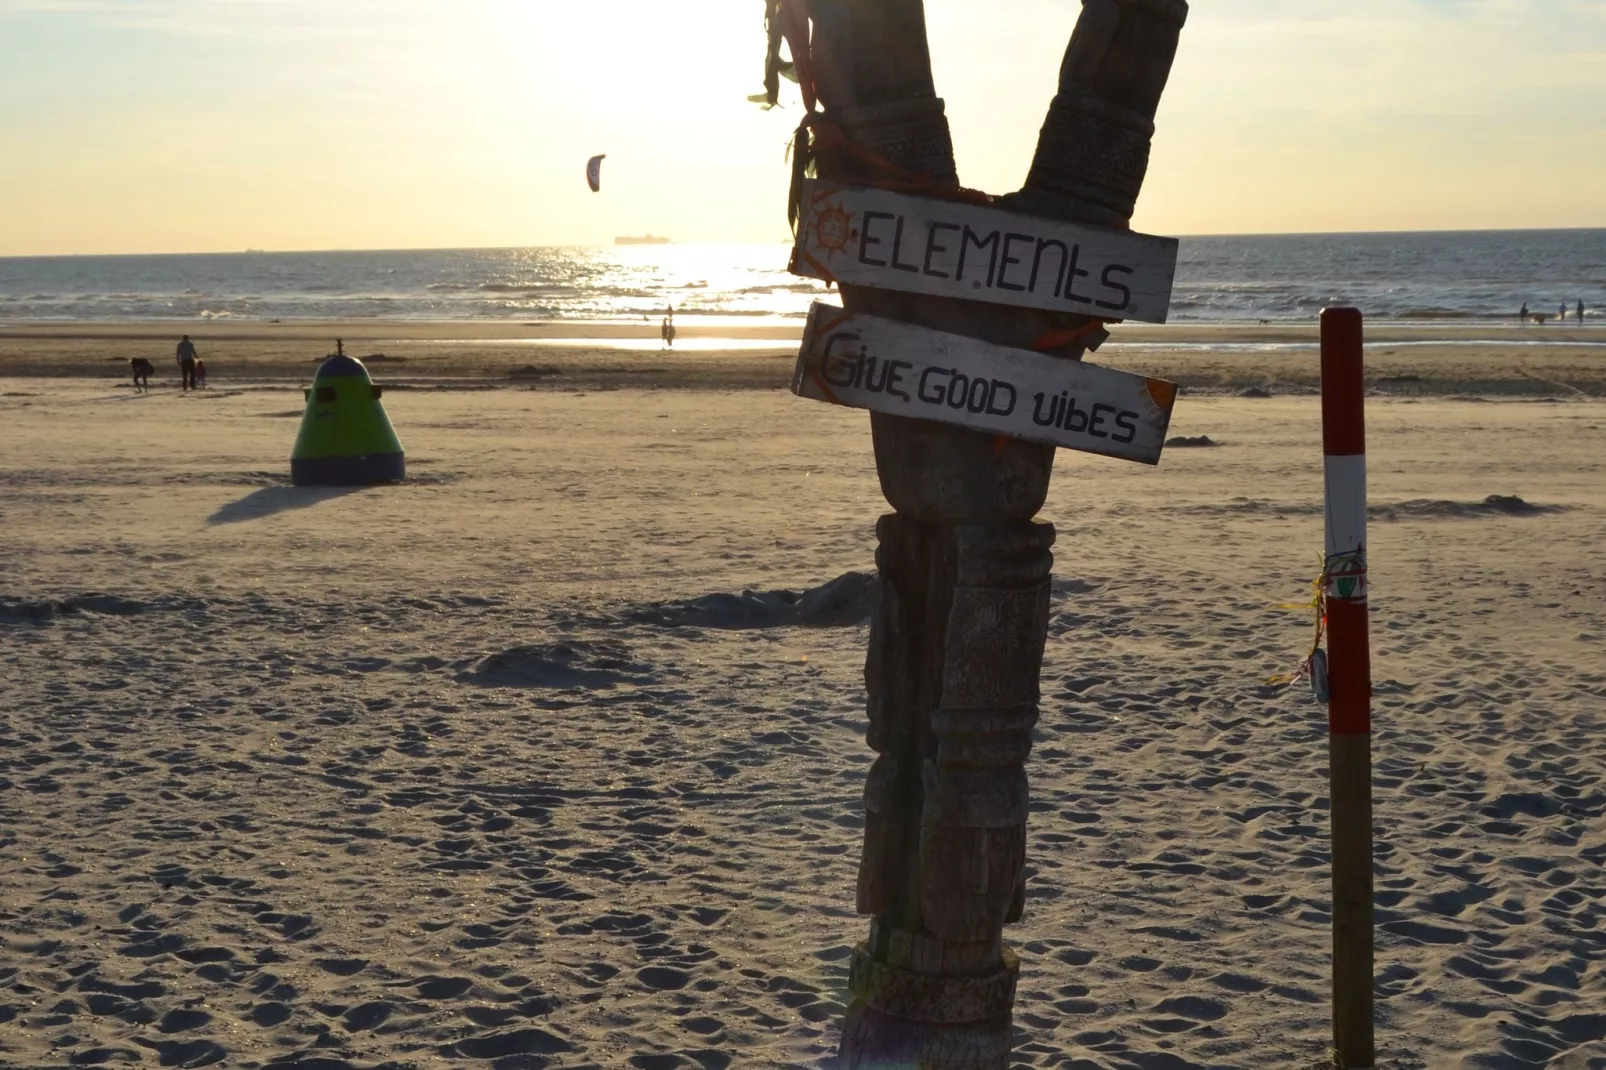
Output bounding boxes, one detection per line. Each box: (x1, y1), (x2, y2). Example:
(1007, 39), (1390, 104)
(290, 341), (405, 486)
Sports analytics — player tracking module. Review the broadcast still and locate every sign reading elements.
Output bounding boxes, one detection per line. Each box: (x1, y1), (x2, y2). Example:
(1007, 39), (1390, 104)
(793, 302), (1178, 465)
(790, 181), (1179, 324)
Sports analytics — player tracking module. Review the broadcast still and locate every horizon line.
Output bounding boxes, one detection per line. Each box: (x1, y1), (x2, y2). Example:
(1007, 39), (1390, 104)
(5, 224), (1606, 260)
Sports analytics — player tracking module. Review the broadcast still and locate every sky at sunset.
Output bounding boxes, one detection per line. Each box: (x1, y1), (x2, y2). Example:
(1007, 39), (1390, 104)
(1, 0), (1603, 255)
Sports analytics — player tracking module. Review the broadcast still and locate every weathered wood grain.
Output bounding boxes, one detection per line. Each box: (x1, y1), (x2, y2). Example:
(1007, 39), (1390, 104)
(792, 302), (1178, 464)
(791, 183), (1179, 322)
(805, 2), (1189, 1067)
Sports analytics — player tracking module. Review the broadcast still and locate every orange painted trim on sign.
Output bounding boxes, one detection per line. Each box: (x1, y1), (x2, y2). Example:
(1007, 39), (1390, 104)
(797, 247), (839, 287)
(1030, 320), (1108, 353)
(1145, 378), (1177, 410)
(808, 366), (841, 407)
(817, 308), (854, 336)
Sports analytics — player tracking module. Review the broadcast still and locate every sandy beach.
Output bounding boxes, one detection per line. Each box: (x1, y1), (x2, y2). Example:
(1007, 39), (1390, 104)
(2, 325), (1605, 1068)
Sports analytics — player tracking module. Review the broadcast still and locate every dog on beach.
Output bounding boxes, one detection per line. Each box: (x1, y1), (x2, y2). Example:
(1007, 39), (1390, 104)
(130, 357), (154, 391)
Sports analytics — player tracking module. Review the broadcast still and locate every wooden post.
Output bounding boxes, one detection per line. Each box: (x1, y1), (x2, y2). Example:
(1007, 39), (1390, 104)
(795, 2), (1188, 1066)
(1320, 307), (1374, 1068)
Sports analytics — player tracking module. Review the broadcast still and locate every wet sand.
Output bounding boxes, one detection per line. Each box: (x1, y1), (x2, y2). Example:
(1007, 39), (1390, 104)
(2, 319), (1604, 397)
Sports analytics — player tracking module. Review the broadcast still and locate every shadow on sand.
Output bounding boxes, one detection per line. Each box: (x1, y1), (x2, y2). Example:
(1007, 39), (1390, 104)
(208, 485), (367, 525)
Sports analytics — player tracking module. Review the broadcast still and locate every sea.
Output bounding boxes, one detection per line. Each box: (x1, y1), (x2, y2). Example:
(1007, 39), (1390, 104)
(1, 230), (1602, 325)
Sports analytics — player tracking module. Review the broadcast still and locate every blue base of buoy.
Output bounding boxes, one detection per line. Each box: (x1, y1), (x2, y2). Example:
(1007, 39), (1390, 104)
(291, 452), (405, 486)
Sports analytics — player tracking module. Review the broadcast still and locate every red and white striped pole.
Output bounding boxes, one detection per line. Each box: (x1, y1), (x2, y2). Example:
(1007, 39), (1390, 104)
(1320, 306), (1373, 1068)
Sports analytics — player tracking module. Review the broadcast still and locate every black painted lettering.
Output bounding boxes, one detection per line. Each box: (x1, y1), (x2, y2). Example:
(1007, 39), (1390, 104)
(1063, 244), (1092, 305)
(987, 380), (1016, 416)
(864, 356), (892, 393)
(1113, 409), (1138, 444)
(918, 366), (950, 404)
(1095, 264), (1134, 312)
(858, 211), (893, 267)
(1062, 394), (1088, 433)
(821, 333), (862, 388)
(966, 377), (990, 413)
(946, 373), (970, 409)
(886, 360), (913, 400)
(1089, 402), (1115, 438)
(996, 232), (1033, 292)
(1030, 239), (1069, 297)
(890, 217), (920, 273)
(1031, 392), (1058, 426)
(957, 227), (1000, 288)
(923, 222), (959, 278)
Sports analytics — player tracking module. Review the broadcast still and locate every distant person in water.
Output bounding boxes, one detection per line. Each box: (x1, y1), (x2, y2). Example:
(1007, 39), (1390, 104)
(176, 335), (198, 392)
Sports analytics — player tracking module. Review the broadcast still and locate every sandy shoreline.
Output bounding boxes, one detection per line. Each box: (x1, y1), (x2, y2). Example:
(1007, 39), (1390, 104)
(2, 380), (1604, 1067)
(2, 319), (1603, 397)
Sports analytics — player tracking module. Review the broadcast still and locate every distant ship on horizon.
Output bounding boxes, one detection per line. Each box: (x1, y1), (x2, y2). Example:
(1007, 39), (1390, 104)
(614, 235), (671, 246)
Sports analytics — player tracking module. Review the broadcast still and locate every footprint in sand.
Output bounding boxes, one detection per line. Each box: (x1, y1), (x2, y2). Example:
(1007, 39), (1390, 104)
(442, 1026), (574, 1060)
(462, 1005), (520, 1027)
(636, 966), (690, 991)
(157, 1008), (213, 1033)
(134, 1037), (226, 1066)
(341, 1001), (394, 1031)
(679, 1015), (725, 1038)
(249, 1002), (291, 1026)
(457, 639), (658, 690)
(314, 958), (368, 977)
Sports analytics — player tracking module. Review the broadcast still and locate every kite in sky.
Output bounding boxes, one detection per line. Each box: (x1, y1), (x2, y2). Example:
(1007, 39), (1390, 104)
(586, 154), (605, 193)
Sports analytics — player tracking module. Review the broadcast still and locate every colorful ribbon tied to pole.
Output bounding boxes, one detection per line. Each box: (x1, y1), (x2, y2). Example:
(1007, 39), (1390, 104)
(1268, 546), (1365, 694)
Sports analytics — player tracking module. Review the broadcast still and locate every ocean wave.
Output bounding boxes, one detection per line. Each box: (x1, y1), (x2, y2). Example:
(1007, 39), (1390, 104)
(731, 283), (825, 295)
(1393, 306), (1471, 319)
(475, 282), (588, 295)
(4, 234), (1602, 324)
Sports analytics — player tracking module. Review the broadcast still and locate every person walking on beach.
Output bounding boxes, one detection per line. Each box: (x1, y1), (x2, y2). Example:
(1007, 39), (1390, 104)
(176, 335), (198, 392)
(1519, 302), (1529, 324)
(661, 304), (676, 349)
(1560, 302), (1568, 323)
(1579, 299), (1587, 325)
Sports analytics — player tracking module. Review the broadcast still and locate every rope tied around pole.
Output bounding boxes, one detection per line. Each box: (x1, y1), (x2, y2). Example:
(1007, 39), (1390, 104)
(787, 112), (996, 229)
(764, 0), (996, 228)
(768, 0), (1118, 468)
(1268, 545), (1367, 693)
(763, 0), (1119, 342)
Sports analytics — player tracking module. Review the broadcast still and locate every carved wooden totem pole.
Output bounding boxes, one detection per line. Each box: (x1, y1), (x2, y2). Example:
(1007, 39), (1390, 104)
(783, 1), (1189, 1066)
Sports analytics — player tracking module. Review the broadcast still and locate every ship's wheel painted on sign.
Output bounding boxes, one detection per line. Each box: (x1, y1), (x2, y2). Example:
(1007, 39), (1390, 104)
(814, 203), (853, 257)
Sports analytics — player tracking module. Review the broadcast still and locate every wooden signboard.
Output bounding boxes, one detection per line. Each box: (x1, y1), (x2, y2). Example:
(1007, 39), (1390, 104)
(790, 180), (1179, 324)
(792, 302), (1177, 465)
